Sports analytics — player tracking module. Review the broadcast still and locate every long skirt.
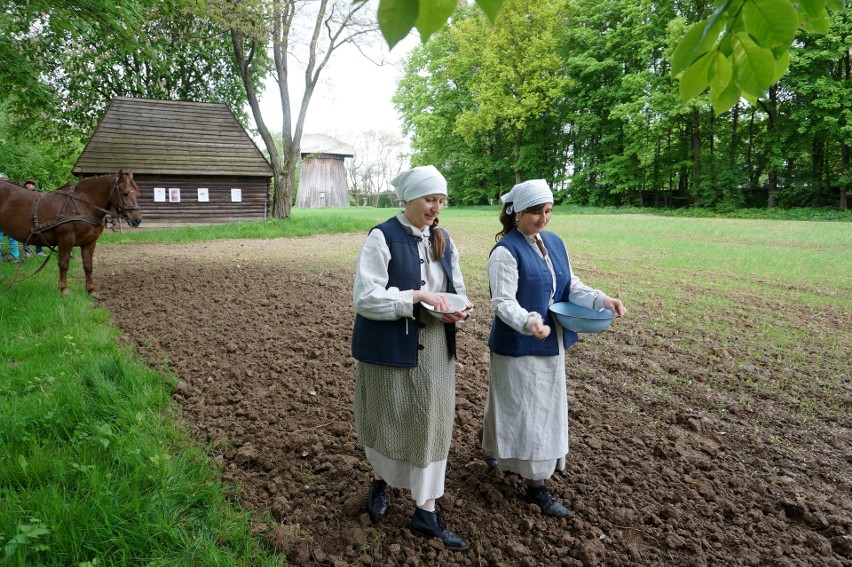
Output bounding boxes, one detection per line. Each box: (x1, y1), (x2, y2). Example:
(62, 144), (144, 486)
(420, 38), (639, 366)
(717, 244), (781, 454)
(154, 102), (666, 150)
(482, 326), (569, 481)
(354, 312), (455, 505)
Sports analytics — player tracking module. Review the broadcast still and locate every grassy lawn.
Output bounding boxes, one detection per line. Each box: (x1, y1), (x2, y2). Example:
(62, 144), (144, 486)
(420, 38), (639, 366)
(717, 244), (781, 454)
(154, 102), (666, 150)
(1, 206), (849, 565)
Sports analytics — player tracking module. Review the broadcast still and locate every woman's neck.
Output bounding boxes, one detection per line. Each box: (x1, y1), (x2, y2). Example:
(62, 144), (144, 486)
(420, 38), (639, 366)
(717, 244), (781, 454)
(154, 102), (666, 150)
(403, 211), (426, 231)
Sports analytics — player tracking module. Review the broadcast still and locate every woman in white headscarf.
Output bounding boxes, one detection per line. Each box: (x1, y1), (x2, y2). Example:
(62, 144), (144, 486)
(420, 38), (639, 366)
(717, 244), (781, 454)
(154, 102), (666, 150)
(352, 165), (473, 550)
(480, 179), (626, 517)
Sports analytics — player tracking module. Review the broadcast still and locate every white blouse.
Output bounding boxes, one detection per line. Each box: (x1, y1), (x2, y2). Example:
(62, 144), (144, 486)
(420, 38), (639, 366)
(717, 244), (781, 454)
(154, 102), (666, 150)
(488, 232), (606, 334)
(354, 212), (469, 320)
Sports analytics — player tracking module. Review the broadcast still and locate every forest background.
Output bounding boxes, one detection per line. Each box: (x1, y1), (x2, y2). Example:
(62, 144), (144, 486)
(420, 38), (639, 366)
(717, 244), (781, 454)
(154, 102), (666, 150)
(0, 0), (849, 214)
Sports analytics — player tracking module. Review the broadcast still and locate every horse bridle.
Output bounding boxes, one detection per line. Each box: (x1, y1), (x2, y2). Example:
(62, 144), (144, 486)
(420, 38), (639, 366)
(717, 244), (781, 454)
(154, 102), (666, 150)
(30, 174), (141, 238)
(59, 174), (140, 219)
(109, 175), (141, 216)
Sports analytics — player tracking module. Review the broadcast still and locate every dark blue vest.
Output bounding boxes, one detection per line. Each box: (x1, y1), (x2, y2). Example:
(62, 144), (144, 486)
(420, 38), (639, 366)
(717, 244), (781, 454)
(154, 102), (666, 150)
(488, 228), (579, 356)
(352, 217), (457, 368)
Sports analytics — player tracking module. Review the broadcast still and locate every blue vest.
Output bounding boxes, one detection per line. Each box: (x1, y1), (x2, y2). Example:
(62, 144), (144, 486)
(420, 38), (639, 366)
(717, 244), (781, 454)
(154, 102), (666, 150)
(352, 217), (457, 368)
(488, 228), (579, 356)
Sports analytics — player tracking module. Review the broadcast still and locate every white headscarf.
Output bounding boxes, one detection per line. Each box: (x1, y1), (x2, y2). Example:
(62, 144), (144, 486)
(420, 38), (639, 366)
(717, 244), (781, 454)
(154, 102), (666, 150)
(391, 165), (447, 202)
(499, 179), (553, 214)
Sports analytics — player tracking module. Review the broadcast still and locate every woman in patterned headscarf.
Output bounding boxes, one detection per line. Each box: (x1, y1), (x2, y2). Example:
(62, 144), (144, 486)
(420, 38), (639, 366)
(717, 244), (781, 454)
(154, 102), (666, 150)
(480, 179), (627, 518)
(352, 165), (473, 551)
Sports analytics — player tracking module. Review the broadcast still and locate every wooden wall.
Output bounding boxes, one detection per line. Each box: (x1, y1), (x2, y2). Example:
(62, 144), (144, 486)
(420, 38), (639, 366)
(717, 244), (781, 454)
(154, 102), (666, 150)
(296, 156), (349, 208)
(130, 175), (269, 225)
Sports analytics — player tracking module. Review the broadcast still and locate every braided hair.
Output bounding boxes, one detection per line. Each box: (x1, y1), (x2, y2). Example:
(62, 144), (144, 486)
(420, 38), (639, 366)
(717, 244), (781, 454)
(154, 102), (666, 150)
(431, 216), (446, 261)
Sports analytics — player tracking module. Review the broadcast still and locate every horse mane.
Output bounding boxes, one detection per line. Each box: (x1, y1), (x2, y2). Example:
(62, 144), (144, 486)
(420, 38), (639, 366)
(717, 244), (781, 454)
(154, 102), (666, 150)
(57, 173), (120, 193)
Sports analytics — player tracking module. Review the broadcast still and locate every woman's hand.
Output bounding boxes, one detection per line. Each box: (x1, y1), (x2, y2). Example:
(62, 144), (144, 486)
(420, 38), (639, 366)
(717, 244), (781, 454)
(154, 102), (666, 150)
(604, 297), (627, 318)
(529, 318), (551, 339)
(414, 290), (452, 312)
(441, 303), (473, 324)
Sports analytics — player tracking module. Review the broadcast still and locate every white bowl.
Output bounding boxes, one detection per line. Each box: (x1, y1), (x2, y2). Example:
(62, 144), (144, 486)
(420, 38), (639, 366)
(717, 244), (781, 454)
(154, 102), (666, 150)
(421, 292), (468, 318)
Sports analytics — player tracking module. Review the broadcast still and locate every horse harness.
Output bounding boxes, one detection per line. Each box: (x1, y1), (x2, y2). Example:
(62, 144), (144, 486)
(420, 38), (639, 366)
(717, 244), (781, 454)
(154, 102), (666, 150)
(28, 176), (140, 244)
(3, 175), (139, 289)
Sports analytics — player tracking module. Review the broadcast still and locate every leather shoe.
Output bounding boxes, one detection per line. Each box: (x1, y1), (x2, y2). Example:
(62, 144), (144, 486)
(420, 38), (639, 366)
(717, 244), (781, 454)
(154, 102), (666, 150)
(477, 426), (499, 469)
(365, 479), (389, 523)
(525, 485), (574, 518)
(410, 508), (469, 551)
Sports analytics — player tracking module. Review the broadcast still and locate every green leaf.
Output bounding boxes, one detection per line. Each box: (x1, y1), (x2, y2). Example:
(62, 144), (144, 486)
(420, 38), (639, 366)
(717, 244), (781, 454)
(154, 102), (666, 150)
(732, 32), (776, 96)
(742, 0), (799, 48)
(709, 51), (733, 95)
(475, 0), (504, 21)
(378, 0), (419, 49)
(802, 9), (831, 34)
(415, 0), (456, 42)
(679, 52), (714, 101)
(711, 81), (742, 114)
(18, 454), (28, 472)
(798, 0), (827, 18)
(773, 49), (790, 82)
(671, 17), (724, 76)
(741, 89), (759, 105)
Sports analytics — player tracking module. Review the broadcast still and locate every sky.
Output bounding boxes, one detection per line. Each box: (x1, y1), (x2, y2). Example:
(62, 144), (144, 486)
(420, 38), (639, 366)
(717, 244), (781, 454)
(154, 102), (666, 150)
(250, 33), (419, 145)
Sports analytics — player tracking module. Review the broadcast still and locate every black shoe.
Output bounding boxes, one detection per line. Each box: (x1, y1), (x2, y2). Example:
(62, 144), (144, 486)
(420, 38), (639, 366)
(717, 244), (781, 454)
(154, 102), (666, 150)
(365, 479), (389, 523)
(410, 508), (469, 551)
(477, 427), (499, 469)
(524, 485), (574, 518)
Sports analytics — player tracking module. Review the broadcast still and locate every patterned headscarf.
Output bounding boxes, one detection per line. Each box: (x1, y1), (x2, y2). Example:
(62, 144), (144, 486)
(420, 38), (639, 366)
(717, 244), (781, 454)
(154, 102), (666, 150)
(499, 179), (553, 214)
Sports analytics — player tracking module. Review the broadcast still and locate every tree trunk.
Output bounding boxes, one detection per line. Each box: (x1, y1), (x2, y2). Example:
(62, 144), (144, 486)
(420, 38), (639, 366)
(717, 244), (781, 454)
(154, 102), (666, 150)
(231, 31), (286, 217)
(227, 0), (372, 219)
(841, 48), (850, 212)
(691, 108), (701, 205)
(513, 128), (522, 184)
(271, 169), (293, 218)
(763, 86), (779, 209)
(841, 142), (849, 212)
(747, 108), (757, 190)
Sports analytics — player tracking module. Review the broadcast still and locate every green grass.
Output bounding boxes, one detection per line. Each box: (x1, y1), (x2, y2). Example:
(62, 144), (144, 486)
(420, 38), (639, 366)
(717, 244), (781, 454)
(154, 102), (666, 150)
(0, 272), (278, 566)
(1, 205), (849, 565)
(100, 207), (395, 245)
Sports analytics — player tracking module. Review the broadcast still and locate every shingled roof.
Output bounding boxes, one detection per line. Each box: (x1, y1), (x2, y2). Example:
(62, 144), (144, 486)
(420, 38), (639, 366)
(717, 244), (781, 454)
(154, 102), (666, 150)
(300, 133), (355, 157)
(73, 97), (272, 177)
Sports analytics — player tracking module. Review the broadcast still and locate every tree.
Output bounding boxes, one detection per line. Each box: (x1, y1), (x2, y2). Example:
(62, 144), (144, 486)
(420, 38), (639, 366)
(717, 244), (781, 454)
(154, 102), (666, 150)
(450, 0), (570, 184)
(377, 0), (843, 114)
(394, 10), (508, 204)
(220, 0), (378, 219)
(375, 0), (503, 48)
(0, 0), (250, 184)
(671, 0), (845, 113)
(346, 130), (407, 206)
(49, 0), (250, 132)
(778, 9), (851, 210)
(394, 0), (849, 210)
(0, 0), (141, 110)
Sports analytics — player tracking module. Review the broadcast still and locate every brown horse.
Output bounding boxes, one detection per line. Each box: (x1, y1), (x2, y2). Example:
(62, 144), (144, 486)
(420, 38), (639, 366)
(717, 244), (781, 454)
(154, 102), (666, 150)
(0, 171), (142, 296)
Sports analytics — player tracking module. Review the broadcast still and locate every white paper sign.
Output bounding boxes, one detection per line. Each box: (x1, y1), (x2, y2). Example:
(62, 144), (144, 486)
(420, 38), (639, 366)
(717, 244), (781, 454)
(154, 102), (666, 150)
(154, 187), (166, 202)
(197, 188), (209, 202)
(231, 188), (242, 202)
(169, 188), (181, 203)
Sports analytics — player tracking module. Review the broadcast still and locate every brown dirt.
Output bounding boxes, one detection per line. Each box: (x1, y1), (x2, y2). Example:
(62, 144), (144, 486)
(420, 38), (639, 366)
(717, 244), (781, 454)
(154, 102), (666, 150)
(94, 234), (851, 567)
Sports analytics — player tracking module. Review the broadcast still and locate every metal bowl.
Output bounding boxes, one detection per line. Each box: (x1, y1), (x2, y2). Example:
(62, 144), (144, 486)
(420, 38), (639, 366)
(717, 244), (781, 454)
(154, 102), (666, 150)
(421, 292), (468, 318)
(549, 302), (615, 333)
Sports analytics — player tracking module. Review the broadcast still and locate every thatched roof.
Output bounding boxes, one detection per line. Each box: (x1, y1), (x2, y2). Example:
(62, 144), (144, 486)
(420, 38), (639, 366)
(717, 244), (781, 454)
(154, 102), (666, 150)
(300, 134), (355, 158)
(73, 97), (272, 177)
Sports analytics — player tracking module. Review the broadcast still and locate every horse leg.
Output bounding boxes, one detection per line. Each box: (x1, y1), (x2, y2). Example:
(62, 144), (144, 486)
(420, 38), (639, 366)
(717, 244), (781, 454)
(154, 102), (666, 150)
(80, 242), (98, 296)
(57, 243), (73, 295)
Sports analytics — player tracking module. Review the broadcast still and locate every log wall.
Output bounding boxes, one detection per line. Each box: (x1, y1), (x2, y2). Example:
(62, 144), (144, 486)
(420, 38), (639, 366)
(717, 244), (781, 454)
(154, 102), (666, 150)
(132, 174), (269, 225)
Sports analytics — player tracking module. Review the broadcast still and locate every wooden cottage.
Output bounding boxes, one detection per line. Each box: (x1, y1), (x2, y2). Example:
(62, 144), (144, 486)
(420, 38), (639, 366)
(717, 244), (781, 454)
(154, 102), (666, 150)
(296, 134), (354, 208)
(73, 97), (272, 226)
